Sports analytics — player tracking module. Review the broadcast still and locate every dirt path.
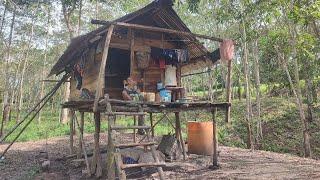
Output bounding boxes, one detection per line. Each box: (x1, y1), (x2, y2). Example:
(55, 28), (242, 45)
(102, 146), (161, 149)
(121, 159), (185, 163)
(0, 134), (319, 180)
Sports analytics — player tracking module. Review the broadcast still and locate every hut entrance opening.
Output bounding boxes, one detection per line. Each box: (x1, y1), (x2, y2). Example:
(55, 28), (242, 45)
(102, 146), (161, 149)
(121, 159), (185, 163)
(105, 48), (130, 99)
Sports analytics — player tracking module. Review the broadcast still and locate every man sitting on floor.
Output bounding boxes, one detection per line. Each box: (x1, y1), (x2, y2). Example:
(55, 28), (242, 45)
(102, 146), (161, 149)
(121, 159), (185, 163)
(122, 77), (142, 101)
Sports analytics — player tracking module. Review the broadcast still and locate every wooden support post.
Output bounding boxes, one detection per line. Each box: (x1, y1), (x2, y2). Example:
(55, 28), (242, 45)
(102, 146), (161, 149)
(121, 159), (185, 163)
(91, 20), (225, 43)
(69, 110), (75, 155)
(150, 113), (154, 137)
(129, 28), (135, 76)
(77, 112), (84, 159)
(137, 106), (145, 135)
(107, 115), (116, 179)
(225, 60), (233, 123)
(91, 112), (102, 177)
(93, 25), (114, 112)
(133, 115), (137, 142)
(175, 112), (187, 160)
(210, 108), (219, 169)
(74, 112), (91, 175)
(106, 95), (116, 179)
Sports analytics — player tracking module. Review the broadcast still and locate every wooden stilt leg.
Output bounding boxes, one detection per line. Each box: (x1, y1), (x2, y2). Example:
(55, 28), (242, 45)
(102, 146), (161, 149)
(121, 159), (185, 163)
(226, 60), (233, 123)
(74, 113), (91, 175)
(210, 108), (219, 169)
(107, 115), (116, 179)
(150, 113), (154, 137)
(91, 112), (102, 177)
(69, 110), (75, 155)
(77, 112), (84, 159)
(175, 112), (187, 160)
(137, 106), (145, 135)
(133, 115), (136, 142)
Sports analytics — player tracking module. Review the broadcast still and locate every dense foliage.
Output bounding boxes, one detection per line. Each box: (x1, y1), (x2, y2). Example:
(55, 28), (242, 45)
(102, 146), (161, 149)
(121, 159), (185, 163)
(0, 0), (319, 158)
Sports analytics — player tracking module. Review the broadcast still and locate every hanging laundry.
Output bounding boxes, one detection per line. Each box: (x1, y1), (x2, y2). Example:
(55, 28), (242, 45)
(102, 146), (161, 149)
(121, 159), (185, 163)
(159, 58), (166, 69)
(219, 39), (234, 61)
(73, 56), (86, 90)
(151, 47), (179, 66)
(176, 49), (189, 63)
(163, 49), (178, 64)
(210, 48), (221, 63)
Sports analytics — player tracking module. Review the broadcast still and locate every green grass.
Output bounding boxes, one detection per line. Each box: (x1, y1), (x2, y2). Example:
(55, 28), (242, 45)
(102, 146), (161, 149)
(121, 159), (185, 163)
(1, 96), (320, 159)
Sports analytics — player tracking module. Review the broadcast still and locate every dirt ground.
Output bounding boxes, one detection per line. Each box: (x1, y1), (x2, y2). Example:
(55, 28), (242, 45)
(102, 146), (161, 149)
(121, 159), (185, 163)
(0, 134), (320, 180)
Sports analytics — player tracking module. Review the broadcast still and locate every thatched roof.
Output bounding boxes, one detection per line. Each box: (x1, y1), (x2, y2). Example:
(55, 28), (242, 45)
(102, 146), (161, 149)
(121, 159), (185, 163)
(49, 0), (219, 77)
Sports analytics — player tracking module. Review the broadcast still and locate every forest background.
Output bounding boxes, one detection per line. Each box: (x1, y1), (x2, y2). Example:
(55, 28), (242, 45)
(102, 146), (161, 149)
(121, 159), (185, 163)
(0, 0), (319, 159)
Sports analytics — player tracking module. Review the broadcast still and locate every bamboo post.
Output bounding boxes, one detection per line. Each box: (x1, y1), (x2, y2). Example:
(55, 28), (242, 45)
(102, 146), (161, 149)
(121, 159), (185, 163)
(0, 74), (68, 159)
(175, 112), (187, 160)
(210, 108), (219, 169)
(0, 74), (69, 143)
(74, 113), (91, 175)
(105, 94), (116, 179)
(91, 112), (102, 177)
(225, 60), (233, 123)
(69, 110), (75, 155)
(93, 25), (114, 112)
(129, 29), (135, 76)
(77, 112), (84, 159)
(137, 105), (145, 135)
(133, 115), (137, 142)
(150, 113), (154, 137)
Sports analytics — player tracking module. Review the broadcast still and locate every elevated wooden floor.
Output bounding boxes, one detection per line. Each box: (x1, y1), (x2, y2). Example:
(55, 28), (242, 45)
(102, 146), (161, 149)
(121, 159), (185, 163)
(63, 98), (230, 113)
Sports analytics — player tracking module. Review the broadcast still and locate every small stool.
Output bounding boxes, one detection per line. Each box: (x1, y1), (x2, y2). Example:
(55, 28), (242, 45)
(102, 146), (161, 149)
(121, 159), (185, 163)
(165, 86), (185, 102)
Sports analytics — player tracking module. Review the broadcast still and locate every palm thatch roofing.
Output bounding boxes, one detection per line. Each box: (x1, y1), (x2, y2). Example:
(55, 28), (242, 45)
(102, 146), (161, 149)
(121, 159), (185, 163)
(49, 0), (219, 77)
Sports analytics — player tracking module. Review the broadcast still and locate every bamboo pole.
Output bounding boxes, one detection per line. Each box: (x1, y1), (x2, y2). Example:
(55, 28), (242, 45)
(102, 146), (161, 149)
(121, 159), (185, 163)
(0, 74), (69, 143)
(175, 112), (187, 160)
(91, 19), (224, 42)
(0, 74), (68, 158)
(210, 108), (219, 169)
(93, 25), (114, 112)
(69, 111), (75, 154)
(74, 112), (91, 175)
(225, 60), (233, 123)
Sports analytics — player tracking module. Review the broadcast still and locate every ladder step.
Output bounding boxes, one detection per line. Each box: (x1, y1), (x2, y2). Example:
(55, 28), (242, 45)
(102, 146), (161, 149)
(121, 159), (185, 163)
(115, 142), (156, 148)
(121, 162), (165, 169)
(106, 112), (146, 116)
(111, 125), (151, 130)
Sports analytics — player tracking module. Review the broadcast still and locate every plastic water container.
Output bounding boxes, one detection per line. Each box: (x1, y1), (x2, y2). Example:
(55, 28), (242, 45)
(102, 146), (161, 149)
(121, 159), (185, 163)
(159, 89), (171, 102)
(157, 82), (164, 91)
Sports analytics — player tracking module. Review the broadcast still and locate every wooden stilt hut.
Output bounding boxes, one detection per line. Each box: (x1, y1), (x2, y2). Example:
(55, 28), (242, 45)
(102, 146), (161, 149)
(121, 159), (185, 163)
(48, 0), (233, 179)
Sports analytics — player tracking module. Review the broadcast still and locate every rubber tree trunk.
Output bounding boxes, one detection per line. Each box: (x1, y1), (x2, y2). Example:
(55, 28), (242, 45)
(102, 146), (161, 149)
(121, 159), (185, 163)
(241, 19), (254, 150)
(252, 40), (263, 141)
(0, 0), (8, 36)
(2, 5), (16, 123)
(290, 25), (312, 158)
(60, 0), (79, 124)
(38, 7), (50, 123)
(16, 0), (40, 122)
(278, 51), (312, 158)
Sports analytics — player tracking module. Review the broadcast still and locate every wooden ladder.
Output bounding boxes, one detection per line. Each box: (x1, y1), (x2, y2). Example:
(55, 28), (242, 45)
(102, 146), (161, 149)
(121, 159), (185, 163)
(105, 96), (165, 180)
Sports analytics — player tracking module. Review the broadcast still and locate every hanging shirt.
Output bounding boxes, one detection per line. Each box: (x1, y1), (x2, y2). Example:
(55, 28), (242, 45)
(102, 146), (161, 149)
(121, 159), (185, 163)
(176, 49), (188, 63)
